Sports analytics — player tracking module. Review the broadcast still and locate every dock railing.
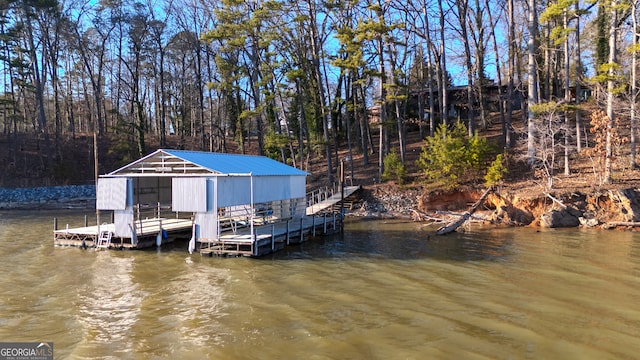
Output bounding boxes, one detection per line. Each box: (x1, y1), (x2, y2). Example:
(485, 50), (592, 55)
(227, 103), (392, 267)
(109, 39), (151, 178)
(306, 186), (337, 208)
(218, 198), (306, 234)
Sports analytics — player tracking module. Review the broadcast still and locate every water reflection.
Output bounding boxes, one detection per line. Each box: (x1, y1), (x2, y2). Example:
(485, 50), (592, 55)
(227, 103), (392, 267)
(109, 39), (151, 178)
(3, 211), (640, 359)
(72, 253), (142, 357)
(270, 219), (515, 262)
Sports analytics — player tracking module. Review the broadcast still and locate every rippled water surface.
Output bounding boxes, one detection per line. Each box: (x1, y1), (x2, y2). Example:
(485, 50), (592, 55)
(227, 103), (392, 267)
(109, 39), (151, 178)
(1, 210), (640, 359)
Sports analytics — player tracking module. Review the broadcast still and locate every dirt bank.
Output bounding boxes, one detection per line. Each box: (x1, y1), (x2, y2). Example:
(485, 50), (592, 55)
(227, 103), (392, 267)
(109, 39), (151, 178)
(348, 183), (640, 231)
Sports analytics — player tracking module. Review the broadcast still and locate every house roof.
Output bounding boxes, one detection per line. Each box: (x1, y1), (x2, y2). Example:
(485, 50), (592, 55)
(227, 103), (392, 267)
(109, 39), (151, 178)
(104, 149), (308, 177)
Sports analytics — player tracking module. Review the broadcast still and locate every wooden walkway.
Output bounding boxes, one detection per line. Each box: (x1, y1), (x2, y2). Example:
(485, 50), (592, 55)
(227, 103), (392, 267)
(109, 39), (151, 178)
(199, 213), (340, 257)
(306, 185), (361, 215)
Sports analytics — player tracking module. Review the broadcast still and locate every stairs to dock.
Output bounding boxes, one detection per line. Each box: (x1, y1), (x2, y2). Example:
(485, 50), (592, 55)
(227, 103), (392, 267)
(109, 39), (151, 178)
(306, 185), (361, 216)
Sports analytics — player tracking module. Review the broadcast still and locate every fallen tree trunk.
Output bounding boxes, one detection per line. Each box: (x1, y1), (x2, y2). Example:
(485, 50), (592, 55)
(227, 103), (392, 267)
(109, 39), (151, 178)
(435, 187), (493, 235)
(411, 209), (445, 222)
(435, 210), (487, 221)
(545, 193), (567, 209)
(602, 221), (640, 230)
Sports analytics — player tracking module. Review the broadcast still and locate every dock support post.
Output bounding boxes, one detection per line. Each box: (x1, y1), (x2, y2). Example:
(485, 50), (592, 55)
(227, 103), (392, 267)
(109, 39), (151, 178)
(300, 218), (304, 242)
(84, 215), (88, 227)
(333, 213), (336, 230)
(253, 228), (258, 257)
(271, 224), (275, 251)
(53, 217), (58, 231)
(286, 220), (290, 245)
(312, 216), (316, 237)
(323, 213), (327, 234)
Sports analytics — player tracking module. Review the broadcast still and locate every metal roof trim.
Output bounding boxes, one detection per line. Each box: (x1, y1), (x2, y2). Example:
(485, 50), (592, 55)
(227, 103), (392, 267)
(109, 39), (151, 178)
(104, 149), (308, 177)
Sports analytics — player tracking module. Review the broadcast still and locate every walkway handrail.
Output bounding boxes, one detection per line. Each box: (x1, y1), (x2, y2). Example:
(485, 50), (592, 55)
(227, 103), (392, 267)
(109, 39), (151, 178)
(306, 186), (336, 207)
(306, 185), (361, 216)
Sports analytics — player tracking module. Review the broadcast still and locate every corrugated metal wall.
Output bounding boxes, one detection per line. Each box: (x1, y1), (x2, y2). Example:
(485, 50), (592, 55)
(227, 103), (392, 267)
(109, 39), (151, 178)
(195, 212), (217, 240)
(216, 176), (251, 207)
(96, 178), (130, 210)
(289, 176), (306, 199)
(253, 176), (288, 203)
(114, 208), (134, 239)
(172, 178), (208, 212)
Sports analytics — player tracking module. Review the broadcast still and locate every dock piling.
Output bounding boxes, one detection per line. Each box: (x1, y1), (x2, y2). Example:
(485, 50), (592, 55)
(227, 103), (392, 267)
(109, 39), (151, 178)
(286, 220), (290, 245)
(300, 218), (304, 242)
(271, 224), (275, 250)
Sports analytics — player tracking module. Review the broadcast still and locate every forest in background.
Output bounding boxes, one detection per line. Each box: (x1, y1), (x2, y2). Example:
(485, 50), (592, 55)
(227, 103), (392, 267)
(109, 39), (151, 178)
(1, 0), (639, 191)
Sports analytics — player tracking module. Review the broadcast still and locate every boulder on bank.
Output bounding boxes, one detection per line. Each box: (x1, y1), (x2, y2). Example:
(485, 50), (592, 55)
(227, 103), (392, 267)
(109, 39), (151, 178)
(485, 193), (535, 226)
(539, 206), (582, 228)
(602, 188), (640, 222)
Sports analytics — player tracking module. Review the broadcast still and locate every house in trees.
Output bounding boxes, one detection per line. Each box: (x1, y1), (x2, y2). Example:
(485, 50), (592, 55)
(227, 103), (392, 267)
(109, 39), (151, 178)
(405, 83), (524, 123)
(368, 82), (529, 126)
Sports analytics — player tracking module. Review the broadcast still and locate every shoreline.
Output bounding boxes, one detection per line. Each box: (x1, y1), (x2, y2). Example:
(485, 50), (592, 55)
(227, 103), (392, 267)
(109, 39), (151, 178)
(0, 185), (95, 210)
(4, 183), (640, 231)
(345, 184), (640, 231)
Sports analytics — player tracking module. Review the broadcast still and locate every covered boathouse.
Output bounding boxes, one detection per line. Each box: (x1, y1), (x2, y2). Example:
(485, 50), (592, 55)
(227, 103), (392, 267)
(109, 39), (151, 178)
(54, 149), (343, 256)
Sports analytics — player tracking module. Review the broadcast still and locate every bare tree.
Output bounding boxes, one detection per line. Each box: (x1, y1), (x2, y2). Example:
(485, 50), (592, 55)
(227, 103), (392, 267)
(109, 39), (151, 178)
(438, 0), (449, 126)
(72, 4), (117, 136)
(631, 0), (639, 168)
(455, 0), (476, 136)
(486, 0), (509, 146)
(506, 0), (516, 148)
(605, 0), (619, 184)
(524, 102), (567, 189)
(527, 0), (539, 164)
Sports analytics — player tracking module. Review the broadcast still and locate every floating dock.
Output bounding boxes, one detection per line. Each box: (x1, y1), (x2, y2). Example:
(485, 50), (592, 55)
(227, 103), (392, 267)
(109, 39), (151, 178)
(54, 217), (194, 249)
(53, 185), (361, 256)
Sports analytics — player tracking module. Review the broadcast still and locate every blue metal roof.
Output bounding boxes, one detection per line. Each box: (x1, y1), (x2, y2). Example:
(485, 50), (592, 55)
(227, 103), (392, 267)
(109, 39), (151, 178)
(163, 149), (308, 176)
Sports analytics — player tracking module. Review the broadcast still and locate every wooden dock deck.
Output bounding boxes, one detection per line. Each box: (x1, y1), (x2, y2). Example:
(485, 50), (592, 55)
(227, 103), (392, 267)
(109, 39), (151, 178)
(54, 213), (339, 256)
(54, 185), (359, 255)
(199, 213), (340, 257)
(54, 217), (193, 248)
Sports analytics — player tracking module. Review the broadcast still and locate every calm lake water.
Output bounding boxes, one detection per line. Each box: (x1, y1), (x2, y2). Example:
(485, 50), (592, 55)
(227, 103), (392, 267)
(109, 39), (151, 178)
(1, 210), (640, 359)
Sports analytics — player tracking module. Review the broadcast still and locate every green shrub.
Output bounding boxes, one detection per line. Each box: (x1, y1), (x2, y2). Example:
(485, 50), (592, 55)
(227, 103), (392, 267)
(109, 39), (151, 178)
(264, 129), (291, 161)
(484, 153), (508, 187)
(416, 121), (491, 189)
(382, 150), (407, 185)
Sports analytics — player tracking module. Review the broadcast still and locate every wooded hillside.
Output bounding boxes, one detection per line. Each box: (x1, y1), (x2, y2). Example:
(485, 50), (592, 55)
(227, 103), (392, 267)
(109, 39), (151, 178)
(1, 0), (639, 190)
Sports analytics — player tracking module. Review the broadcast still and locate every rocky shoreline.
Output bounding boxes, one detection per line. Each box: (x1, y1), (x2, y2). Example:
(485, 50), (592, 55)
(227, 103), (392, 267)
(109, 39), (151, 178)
(3, 183), (640, 231)
(0, 185), (95, 210)
(347, 184), (640, 231)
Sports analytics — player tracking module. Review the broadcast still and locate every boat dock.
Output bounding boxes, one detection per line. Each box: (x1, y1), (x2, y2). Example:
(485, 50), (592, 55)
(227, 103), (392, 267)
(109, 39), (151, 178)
(54, 185), (361, 256)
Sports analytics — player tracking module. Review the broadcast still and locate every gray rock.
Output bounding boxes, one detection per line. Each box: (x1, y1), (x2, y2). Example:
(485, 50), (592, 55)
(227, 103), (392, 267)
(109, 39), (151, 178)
(0, 185), (95, 209)
(540, 207), (582, 228)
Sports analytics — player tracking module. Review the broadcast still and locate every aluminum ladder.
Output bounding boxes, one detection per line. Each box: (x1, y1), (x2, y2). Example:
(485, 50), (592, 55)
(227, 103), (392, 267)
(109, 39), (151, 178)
(96, 229), (113, 250)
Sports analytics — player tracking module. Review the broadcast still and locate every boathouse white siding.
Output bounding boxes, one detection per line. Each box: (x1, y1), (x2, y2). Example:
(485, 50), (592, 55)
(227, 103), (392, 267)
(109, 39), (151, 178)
(96, 149), (308, 242)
